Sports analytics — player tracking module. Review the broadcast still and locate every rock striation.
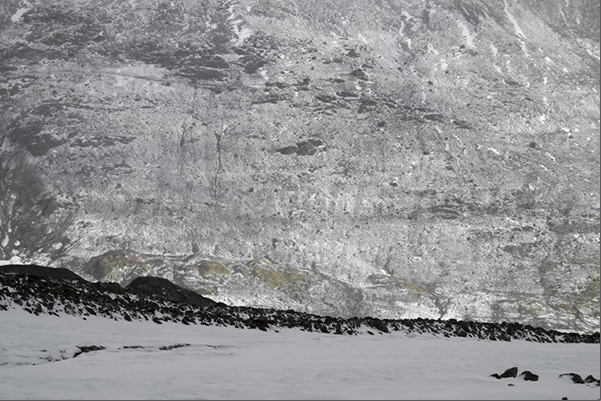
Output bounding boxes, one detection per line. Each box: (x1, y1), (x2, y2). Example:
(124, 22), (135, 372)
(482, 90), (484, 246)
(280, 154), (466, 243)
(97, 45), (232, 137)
(0, 0), (599, 332)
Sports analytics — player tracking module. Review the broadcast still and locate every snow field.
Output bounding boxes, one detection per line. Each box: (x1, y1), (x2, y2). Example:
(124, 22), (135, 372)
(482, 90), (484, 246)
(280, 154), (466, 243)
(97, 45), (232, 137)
(0, 308), (599, 400)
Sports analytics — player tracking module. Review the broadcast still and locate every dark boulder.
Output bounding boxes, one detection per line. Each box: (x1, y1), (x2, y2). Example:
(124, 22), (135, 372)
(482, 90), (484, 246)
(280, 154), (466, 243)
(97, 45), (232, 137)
(276, 145), (298, 155)
(491, 367), (518, 379)
(159, 344), (190, 351)
(73, 345), (106, 358)
(584, 375), (600, 386)
(350, 69), (369, 81)
(559, 373), (585, 384)
(519, 371), (539, 381)
(501, 367), (518, 378)
(126, 276), (218, 308)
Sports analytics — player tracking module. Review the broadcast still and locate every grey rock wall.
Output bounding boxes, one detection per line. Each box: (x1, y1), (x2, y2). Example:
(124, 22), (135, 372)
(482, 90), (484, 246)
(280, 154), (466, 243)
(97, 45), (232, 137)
(0, 0), (599, 331)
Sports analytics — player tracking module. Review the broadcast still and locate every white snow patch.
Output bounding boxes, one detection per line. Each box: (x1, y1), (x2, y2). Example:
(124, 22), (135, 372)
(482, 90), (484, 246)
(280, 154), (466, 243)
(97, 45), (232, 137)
(427, 43), (439, 55)
(0, 255), (23, 266)
(10, 6), (31, 23)
(488, 147), (501, 156)
(439, 59), (448, 72)
(401, 11), (415, 21)
(457, 20), (476, 49)
(1, 307), (596, 399)
(503, 0), (529, 56)
(234, 26), (252, 46)
(503, 0), (527, 39)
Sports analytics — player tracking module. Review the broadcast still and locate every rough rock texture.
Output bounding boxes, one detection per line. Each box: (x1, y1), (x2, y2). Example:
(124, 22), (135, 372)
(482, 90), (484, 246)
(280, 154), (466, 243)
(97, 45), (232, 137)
(519, 370), (539, 381)
(0, 0), (599, 331)
(126, 275), (221, 308)
(0, 263), (87, 282)
(2, 265), (599, 343)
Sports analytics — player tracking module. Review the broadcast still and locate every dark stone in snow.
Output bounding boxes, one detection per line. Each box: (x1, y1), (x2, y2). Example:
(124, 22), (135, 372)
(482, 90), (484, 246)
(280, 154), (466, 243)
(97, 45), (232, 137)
(559, 373), (585, 384)
(159, 344), (190, 351)
(74, 345), (106, 358)
(519, 371), (539, 381)
(584, 375), (600, 386)
(492, 367), (519, 379)
(500, 367), (518, 378)
(276, 145), (298, 155)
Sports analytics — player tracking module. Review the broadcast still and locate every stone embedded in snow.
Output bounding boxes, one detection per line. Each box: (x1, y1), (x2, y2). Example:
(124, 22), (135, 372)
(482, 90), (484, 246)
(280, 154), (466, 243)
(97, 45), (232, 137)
(559, 373), (585, 384)
(519, 370), (539, 381)
(584, 375), (600, 386)
(491, 366), (519, 379)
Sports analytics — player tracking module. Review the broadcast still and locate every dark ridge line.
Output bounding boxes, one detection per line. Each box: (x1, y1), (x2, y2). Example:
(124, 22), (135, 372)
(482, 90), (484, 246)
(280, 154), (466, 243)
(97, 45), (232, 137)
(0, 264), (599, 343)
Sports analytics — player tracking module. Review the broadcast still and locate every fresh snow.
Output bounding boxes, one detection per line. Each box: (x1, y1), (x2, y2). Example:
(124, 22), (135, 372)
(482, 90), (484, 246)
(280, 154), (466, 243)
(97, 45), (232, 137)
(0, 308), (599, 400)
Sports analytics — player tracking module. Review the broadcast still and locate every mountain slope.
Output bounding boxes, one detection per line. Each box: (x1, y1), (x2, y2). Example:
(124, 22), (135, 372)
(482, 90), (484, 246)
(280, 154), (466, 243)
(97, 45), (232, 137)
(1, 264), (600, 400)
(0, 0), (599, 331)
(2, 264), (599, 342)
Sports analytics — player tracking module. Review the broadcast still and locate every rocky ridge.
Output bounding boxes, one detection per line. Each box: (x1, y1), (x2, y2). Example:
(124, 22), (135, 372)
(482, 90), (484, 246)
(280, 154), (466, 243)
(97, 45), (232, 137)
(0, 0), (599, 331)
(1, 264), (599, 344)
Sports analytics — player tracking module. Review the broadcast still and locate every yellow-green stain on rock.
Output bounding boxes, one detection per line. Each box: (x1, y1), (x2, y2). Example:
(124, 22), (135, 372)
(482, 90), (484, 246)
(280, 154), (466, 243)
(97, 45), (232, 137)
(196, 260), (230, 277)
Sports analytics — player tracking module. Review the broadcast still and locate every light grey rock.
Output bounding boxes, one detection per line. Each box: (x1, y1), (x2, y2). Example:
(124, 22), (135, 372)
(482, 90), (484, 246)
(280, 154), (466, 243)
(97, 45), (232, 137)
(0, 0), (598, 331)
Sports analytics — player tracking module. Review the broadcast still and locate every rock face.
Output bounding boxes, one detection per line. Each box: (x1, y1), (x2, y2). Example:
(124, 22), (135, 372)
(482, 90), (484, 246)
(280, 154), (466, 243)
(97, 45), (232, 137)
(0, 0), (599, 331)
(2, 265), (599, 342)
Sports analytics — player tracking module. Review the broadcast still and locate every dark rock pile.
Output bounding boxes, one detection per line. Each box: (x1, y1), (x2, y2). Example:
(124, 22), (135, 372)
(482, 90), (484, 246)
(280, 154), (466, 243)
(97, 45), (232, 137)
(126, 276), (223, 309)
(1, 265), (599, 344)
(490, 366), (519, 379)
(490, 367), (540, 382)
(490, 367), (600, 389)
(559, 373), (601, 386)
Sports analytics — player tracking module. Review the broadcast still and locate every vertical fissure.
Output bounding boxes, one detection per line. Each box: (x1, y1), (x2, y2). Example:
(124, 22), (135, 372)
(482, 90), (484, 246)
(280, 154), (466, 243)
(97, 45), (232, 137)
(212, 123), (226, 203)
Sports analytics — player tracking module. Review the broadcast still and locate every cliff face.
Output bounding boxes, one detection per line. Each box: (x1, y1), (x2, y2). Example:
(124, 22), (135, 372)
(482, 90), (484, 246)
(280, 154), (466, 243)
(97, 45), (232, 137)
(1, 0), (599, 331)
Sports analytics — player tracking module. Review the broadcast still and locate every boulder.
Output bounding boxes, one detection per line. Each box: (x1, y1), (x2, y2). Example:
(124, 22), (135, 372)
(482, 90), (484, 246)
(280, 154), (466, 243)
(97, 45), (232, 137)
(559, 373), (585, 384)
(584, 375), (600, 386)
(500, 367), (519, 378)
(126, 276), (218, 308)
(519, 371), (539, 381)
(491, 367), (518, 379)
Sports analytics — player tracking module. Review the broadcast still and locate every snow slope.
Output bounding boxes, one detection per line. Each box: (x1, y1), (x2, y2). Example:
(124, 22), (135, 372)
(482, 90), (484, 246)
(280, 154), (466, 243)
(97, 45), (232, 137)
(1, 307), (599, 400)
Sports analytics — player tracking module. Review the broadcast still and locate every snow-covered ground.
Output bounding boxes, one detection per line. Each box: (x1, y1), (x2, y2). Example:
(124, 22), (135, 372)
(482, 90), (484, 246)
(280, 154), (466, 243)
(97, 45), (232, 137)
(0, 308), (599, 400)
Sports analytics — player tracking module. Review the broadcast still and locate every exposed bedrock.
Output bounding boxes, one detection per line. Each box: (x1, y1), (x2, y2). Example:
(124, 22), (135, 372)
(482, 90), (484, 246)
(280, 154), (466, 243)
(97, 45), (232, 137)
(0, 0), (599, 331)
